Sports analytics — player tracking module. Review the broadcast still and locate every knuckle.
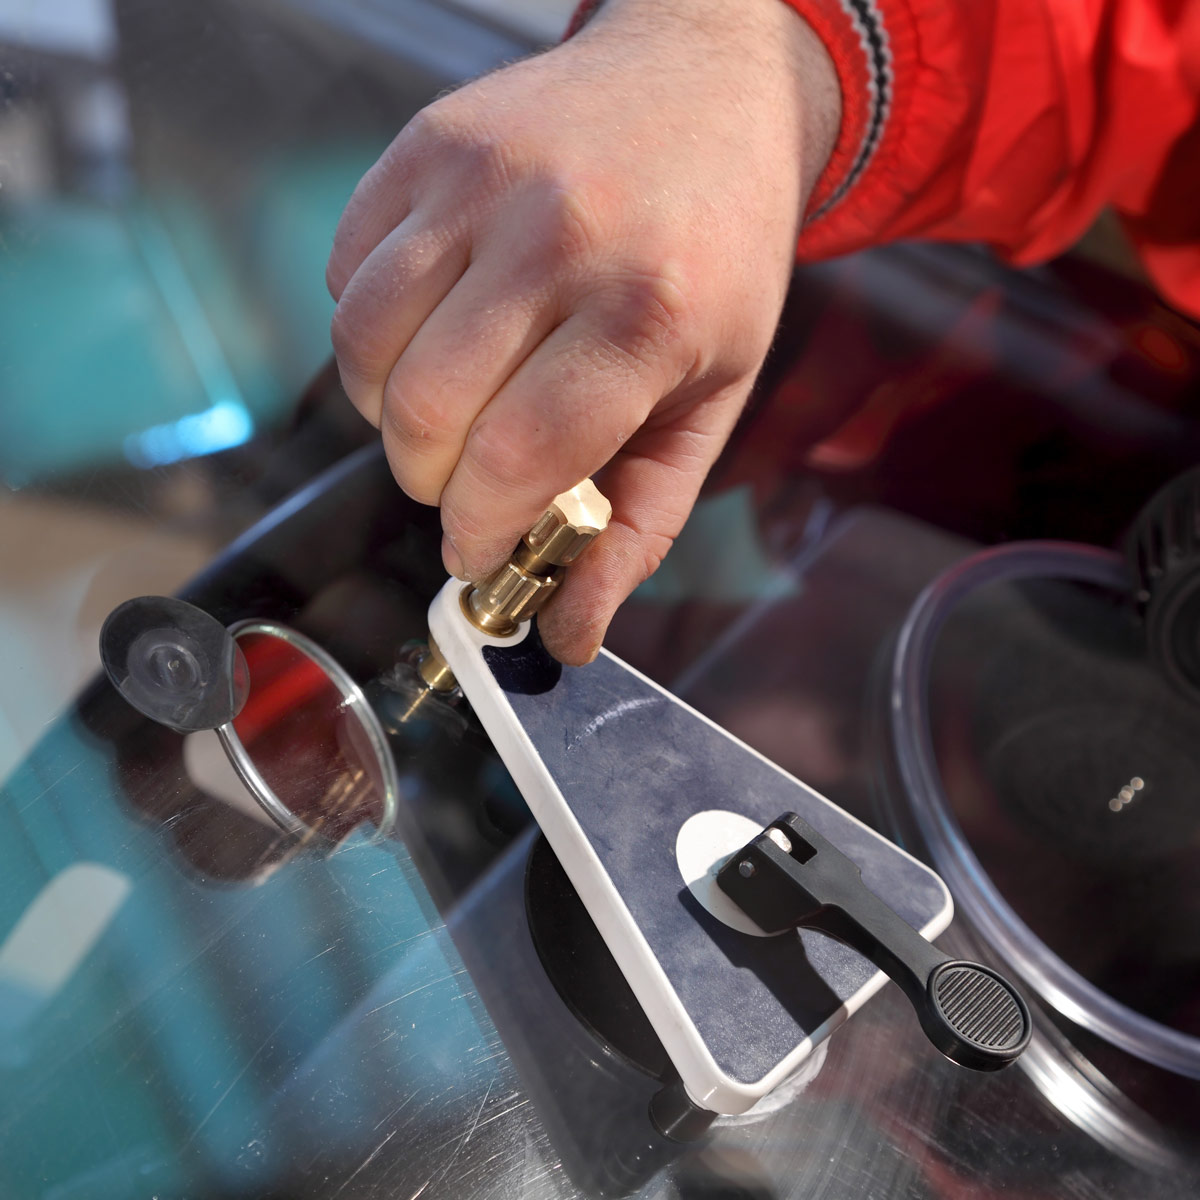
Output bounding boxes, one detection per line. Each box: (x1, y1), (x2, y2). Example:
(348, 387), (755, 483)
(385, 108), (443, 171)
(591, 266), (695, 370)
(329, 229), (454, 378)
(328, 300), (354, 359)
(402, 102), (515, 193)
(440, 497), (491, 552)
(329, 299), (392, 388)
(325, 256), (344, 300)
(621, 267), (693, 334)
(462, 417), (532, 497)
(330, 159), (400, 257)
(380, 376), (459, 459)
(403, 101), (469, 148)
(532, 176), (610, 268)
(329, 301), (368, 379)
(400, 104), (441, 145)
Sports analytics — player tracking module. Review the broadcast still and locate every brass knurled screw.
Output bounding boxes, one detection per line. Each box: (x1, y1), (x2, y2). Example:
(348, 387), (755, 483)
(464, 480), (612, 636)
(416, 480), (611, 693)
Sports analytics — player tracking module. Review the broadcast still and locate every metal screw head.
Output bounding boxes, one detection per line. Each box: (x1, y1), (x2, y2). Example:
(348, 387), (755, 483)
(767, 828), (793, 854)
(738, 860), (756, 879)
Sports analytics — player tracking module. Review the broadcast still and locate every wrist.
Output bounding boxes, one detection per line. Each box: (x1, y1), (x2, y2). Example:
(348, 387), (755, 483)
(567, 0), (841, 218)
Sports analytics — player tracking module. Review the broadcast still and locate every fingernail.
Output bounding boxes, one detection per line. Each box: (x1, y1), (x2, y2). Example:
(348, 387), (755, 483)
(442, 535), (467, 580)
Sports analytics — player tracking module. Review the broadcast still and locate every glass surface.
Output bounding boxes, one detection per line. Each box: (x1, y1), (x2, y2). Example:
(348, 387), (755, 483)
(926, 578), (1200, 1040)
(0, 6), (551, 1197)
(0, 0), (478, 772)
(2, 1), (1200, 1194)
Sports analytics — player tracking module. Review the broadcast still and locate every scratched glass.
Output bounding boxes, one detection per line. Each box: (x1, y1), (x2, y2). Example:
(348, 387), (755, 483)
(3, 0), (1200, 1193)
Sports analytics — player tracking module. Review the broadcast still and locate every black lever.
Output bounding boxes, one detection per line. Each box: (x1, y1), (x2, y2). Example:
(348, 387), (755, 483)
(717, 812), (1031, 1071)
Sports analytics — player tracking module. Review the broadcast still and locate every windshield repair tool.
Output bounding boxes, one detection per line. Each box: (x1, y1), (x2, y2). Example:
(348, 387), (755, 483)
(426, 478), (1031, 1138)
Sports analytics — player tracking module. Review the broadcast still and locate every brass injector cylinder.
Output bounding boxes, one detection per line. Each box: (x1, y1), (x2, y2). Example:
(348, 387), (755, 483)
(463, 480), (611, 637)
(416, 480), (611, 694)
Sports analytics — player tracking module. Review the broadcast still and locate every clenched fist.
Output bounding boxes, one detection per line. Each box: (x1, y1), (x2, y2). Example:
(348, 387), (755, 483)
(327, 0), (839, 663)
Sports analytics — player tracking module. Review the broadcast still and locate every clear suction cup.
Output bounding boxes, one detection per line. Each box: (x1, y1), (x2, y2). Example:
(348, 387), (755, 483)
(101, 597), (399, 842)
(100, 596), (250, 733)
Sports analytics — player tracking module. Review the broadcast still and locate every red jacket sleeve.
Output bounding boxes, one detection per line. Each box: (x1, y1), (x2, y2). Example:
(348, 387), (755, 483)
(568, 0), (1200, 317)
(784, 0), (1200, 318)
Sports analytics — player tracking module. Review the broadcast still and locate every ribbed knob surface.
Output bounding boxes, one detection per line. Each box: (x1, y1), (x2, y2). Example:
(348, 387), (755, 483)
(469, 561), (559, 632)
(932, 963), (1027, 1052)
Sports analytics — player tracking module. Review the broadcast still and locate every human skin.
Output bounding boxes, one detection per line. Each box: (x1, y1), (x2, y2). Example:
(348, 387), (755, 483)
(326, 0), (840, 664)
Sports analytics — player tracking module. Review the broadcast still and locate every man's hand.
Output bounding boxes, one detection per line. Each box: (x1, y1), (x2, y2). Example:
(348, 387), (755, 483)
(326, 0), (839, 663)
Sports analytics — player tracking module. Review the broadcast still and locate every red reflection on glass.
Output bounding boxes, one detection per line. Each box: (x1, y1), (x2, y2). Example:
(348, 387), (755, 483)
(232, 632), (384, 840)
(1133, 323), (1188, 374)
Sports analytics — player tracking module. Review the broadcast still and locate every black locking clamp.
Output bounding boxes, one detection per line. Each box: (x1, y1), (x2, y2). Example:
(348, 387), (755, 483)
(718, 812), (1031, 1071)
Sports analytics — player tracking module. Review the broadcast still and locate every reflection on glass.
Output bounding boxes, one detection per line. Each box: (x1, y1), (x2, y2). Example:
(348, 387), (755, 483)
(929, 578), (1200, 1044)
(230, 631), (387, 842)
(0, 863), (131, 1046)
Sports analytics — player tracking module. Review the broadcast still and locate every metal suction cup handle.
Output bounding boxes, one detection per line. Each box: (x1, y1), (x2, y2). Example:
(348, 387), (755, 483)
(717, 812), (1032, 1071)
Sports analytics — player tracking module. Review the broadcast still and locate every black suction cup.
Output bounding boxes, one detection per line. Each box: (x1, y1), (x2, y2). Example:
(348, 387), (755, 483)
(525, 835), (671, 1081)
(100, 596), (249, 733)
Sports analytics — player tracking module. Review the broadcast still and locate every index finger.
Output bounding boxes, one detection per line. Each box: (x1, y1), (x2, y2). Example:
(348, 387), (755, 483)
(436, 291), (688, 582)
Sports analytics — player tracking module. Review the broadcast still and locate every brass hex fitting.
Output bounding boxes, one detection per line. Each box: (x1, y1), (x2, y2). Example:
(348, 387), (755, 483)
(524, 483), (613, 568)
(400, 480), (611, 714)
(463, 479), (612, 637)
(463, 562), (560, 636)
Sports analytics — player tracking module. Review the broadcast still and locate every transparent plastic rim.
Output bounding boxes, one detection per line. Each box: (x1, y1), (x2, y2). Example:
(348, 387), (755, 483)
(216, 620), (399, 841)
(891, 541), (1200, 1079)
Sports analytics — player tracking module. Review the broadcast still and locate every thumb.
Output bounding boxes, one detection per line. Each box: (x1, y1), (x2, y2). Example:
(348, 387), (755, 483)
(536, 384), (752, 665)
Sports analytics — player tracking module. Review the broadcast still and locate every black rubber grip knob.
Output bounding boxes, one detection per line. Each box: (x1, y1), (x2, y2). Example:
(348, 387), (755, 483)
(718, 812), (1033, 1073)
(927, 961), (1031, 1071)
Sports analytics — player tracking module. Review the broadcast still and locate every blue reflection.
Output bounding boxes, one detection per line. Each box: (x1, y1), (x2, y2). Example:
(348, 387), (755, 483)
(0, 731), (498, 1199)
(123, 400), (254, 469)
